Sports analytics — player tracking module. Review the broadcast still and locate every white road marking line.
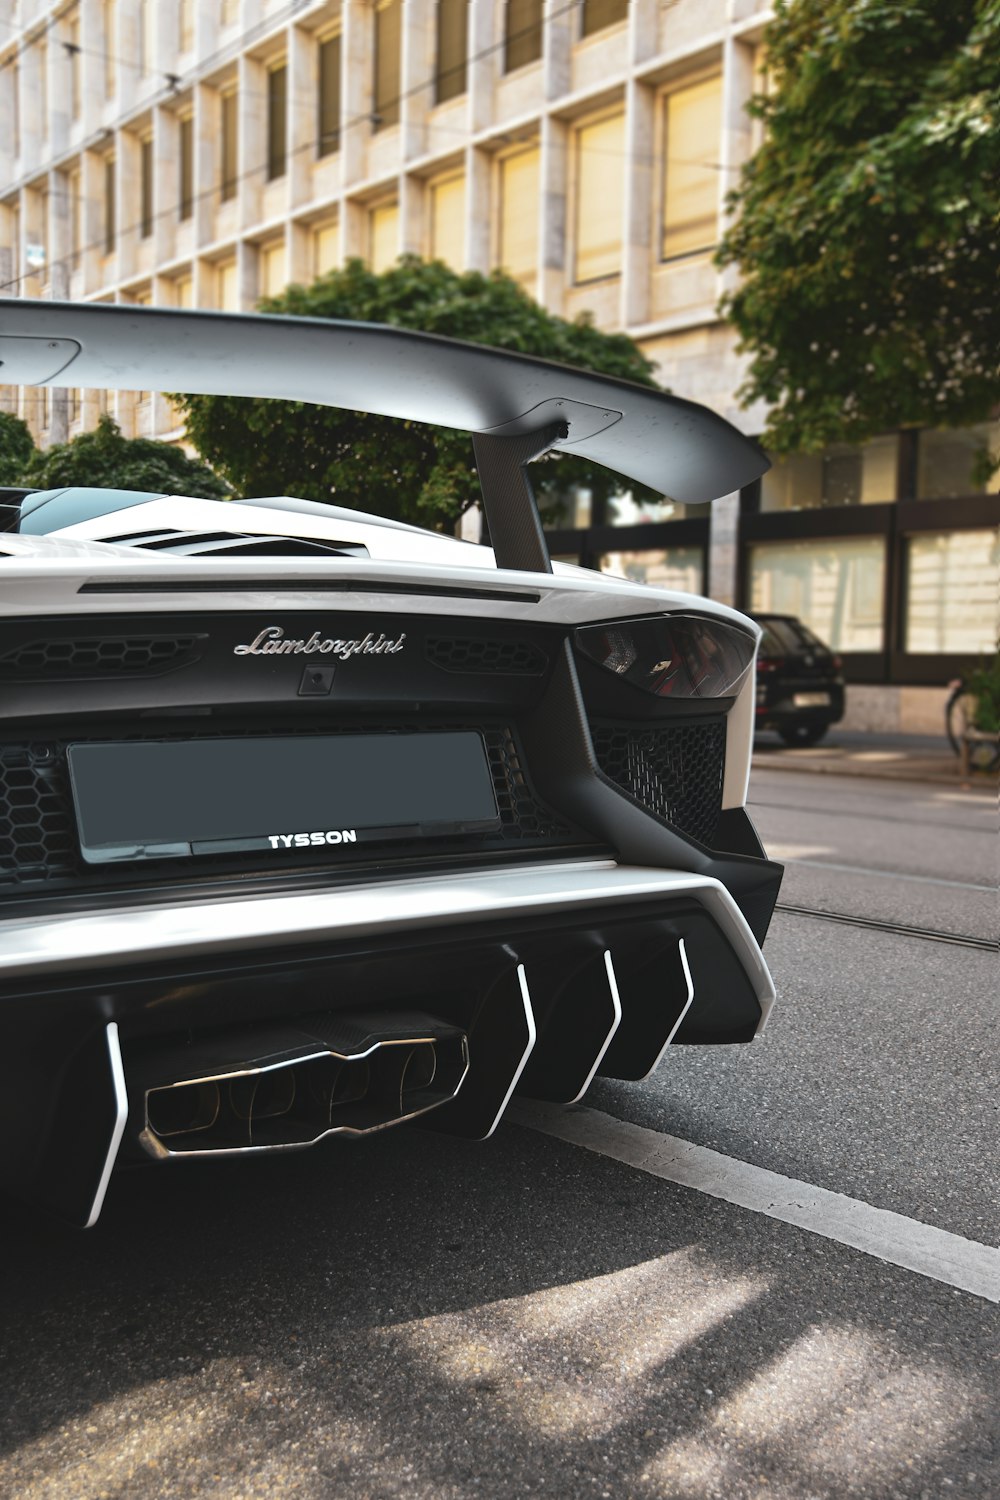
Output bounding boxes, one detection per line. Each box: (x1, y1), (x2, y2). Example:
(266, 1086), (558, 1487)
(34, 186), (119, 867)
(781, 858), (996, 892)
(508, 1101), (1000, 1305)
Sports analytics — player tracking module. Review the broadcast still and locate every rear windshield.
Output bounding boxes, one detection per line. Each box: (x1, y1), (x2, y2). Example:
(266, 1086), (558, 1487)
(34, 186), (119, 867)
(758, 618), (827, 654)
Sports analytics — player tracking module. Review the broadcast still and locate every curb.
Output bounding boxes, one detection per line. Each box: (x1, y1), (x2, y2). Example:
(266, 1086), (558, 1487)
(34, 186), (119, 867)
(751, 752), (994, 789)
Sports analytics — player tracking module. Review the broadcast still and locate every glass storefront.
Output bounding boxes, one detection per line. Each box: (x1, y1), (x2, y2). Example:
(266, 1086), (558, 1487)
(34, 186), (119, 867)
(905, 528), (1000, 654)
(761, 435), (897, 512)
(748, 536), (886, 652)
(916, 422), (1000, 500)
(599, 546), (705, 594)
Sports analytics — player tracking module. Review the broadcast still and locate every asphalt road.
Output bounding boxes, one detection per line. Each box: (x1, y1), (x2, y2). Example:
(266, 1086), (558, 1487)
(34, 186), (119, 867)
(1, 769), (997, 1499)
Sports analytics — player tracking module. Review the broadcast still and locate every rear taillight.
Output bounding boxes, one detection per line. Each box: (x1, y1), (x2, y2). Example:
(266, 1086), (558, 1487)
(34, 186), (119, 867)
(575, 614), (756, 700)
(832, 655), (843, 671)
(757, 656), (785, 674)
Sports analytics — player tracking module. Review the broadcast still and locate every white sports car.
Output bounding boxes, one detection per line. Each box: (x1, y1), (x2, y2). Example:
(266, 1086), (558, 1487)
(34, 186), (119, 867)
(0, 300), (781, 1226)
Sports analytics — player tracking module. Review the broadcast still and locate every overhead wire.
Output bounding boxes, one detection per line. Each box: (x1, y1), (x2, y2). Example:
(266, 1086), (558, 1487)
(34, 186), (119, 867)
(0, 1), (733, 297)
(0, 0), (587, 293)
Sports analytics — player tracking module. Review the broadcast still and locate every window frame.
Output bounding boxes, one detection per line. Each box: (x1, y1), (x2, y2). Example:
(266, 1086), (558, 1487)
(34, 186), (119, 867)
(657, 70), (724, 265)
(571, 106), (626, 286)
(178, 113), (194, 221)
(317, 29), (342, 158)
(373, 0), (402, 131)
(504, 0), (543, 73)
(139, 134), (154, 239)
(266, 60), (288, 182)
(220, 87), (239, 203)
(494, 141), (540, 288)
(434, 0), (469, 105)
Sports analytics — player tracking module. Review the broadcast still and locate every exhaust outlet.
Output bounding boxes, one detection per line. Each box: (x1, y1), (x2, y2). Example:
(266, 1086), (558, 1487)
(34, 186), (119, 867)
(131, 1011), (468, 1160)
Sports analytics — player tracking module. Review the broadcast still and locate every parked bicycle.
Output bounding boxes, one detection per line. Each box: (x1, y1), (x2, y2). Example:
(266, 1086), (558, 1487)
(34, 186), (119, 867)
(946, 655), (1000, 774)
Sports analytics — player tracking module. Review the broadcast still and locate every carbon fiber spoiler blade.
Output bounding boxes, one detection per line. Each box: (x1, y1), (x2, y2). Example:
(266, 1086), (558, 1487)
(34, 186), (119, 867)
(0, 299), (766, 505)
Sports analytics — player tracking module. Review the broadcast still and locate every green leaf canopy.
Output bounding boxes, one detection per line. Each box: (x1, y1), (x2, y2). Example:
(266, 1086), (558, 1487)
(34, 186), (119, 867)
(717, 0), (1000, 456)
(20, 413), (231, 499)
(176, 258), (659, 530)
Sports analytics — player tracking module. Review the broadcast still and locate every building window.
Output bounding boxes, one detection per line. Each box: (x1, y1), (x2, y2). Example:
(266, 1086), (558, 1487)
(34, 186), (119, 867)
(600, 547), (705, 594)
(574, 112), (624, 283)
(498, 146), (539, 286)
(267, 64), (287, 181)
(260, 241), (286, 300)
(221, 0), (239, 27)
(581, 0), (627, 38)
(174, 274), (193, 307)
(103, 156), (116, 255)
(662, 76), (722, 261)
(748, 536), (887, 653)
(429, 173), (465, 268)
(220, 90), (238, 201)
(369, 202), (399, 273)
(38, 37), (48, 139)
(905, 529), (1000, 654)
(435, 0), (469, 104)
(313, 220), (339, 277)
(12, 63), (19, 160)
(916, 423), (1000, 500)
(102, 0), (116, 98)
(140, 137), (154, 238)
(217, 258), (239, 310)
(505, 0), (543, 72)
(179, 115), (194, 220)
(318, 32), (341, 157)
(68, 15), (81, 119)
(68, 169), (81, 267)
(761, 436), (898, 512)
(180, 0), (195, 52)
(374, 0), (401, 130)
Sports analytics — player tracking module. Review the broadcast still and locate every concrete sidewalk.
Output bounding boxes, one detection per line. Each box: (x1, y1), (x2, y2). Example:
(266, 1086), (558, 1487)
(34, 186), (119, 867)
(752, 728), (997, 787)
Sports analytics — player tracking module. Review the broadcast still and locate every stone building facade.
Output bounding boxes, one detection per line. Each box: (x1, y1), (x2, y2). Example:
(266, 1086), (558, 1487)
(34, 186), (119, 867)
(1, 0), (996, 729)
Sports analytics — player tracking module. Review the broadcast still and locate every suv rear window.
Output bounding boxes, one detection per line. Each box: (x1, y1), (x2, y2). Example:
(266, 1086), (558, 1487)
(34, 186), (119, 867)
(758, 617), (828, 655)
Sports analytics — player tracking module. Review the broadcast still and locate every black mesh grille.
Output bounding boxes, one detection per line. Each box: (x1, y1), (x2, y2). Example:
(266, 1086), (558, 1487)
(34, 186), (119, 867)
(0, 720), (582, 895)
(0, 635), (205, 679)
(426, 637), (547, 676)
(591, 719), (726, 846)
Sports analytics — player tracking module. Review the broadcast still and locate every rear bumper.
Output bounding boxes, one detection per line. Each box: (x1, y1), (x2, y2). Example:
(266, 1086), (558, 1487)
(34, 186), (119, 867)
(756, 683), (845, 730)
(0, 858), (778, 1227)
(0, 859), (774, 994)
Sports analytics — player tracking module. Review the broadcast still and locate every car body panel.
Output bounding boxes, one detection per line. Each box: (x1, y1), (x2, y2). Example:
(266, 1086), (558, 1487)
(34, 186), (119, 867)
(0, 304), (780, 1226)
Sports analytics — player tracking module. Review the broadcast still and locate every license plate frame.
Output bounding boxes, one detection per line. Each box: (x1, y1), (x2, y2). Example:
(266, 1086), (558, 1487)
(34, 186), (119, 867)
(792, 691), (831, 708)
(67, 731), (500, 864)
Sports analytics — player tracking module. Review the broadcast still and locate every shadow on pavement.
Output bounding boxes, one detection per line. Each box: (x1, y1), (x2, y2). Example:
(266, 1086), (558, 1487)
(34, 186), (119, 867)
(0, 1124), (996, 1498)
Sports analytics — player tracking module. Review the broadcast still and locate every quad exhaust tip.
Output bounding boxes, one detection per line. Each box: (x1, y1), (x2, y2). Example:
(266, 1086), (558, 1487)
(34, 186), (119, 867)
(136, 1024), (468, 1160)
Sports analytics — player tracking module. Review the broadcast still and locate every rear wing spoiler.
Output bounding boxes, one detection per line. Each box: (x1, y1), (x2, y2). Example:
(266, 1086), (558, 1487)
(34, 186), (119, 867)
(0, 298), (767, 572)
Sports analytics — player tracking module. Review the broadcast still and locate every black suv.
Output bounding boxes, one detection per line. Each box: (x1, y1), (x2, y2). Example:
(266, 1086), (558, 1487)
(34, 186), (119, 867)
(752, 614), (845, 746)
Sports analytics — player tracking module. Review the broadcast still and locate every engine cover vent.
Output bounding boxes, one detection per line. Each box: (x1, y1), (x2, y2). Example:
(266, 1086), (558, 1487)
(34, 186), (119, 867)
(104, 528), (368, 559)
(0, 633), (206, 679)
(426, 637), (548, 676)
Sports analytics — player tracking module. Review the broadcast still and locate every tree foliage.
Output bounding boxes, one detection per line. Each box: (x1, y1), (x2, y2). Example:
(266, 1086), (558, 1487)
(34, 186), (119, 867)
(21, 413), (231, 498)
(0, 410), (39, 485)
(717, 0), (1000, 456)
(176, 257), (659, 530)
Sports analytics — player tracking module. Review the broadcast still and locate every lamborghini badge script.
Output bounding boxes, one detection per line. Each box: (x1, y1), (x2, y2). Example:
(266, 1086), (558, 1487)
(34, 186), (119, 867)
(234, 626), (406, 660)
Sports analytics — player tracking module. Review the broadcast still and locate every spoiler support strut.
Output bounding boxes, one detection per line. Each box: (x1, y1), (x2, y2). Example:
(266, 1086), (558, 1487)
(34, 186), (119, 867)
(472, 420), (567, 574)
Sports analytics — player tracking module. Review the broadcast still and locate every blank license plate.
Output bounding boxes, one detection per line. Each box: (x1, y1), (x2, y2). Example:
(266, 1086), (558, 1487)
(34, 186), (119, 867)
(68, 732), (499, 863)
(793, 692), (831, 708)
